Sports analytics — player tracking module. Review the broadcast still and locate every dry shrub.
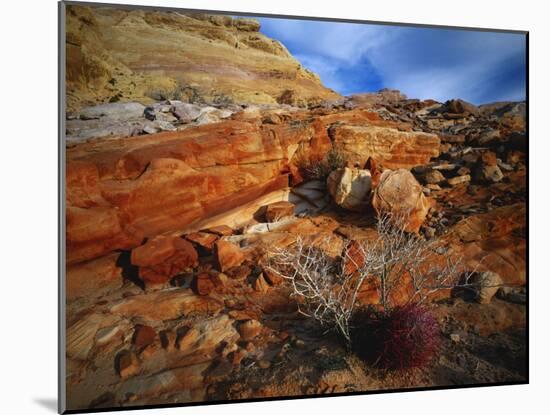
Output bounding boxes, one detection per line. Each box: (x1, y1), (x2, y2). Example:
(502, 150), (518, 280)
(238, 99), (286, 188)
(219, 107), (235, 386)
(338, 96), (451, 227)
(267, 212), (489, 349)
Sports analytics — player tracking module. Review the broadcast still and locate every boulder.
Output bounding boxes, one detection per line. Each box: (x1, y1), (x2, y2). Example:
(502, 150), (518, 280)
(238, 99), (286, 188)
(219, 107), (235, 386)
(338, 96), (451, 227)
(238, 319), (263, 341)
(327, 168), (372, 211)
(131, 236), (199, 285)
(372, 169), (433, 233)
(170, 102), (203, 123)
(213, 240), (245, 272)
(423, 169), (445, 184)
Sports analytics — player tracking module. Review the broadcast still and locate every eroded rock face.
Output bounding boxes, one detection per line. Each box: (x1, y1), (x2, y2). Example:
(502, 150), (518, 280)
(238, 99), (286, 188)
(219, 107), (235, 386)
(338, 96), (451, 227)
(110, 289), (223, 321)
(327, 168), (372, 211)
(372, 169), (433, 233)
(329, 124), (440, 169)
(131, 236), (198, 285)
(66, 5), (340, 111)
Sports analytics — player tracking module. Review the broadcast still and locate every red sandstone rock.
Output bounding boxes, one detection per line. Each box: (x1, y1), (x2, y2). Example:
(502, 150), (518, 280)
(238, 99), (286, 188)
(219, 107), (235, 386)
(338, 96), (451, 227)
(131, 236), (198, 284)
(213, 240), (245, 272)
(365, 157), (381, 188)
(132, 325), (157, 349)
(481, 151), (498, 166)
(185, 232), (219, 254)
(193, 273), (215, 296)
(263, 268), (284, 286)
(253, 274), (270, 293)
(226, 265), (252, 281)
(66, 112), (442, 264)
(206, 225), (234, 237)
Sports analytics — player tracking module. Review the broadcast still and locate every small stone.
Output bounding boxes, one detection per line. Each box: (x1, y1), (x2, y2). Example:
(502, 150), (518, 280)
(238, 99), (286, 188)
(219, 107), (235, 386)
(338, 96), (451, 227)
(457, 166), (470, 176)
(447, 175), (471, 186)
(206, 225), (234, 236)
(476, 164), (504, 183)
(193, 273), (215, 296)
(263, 268), (284, 286)
(132, 324), (156, 349)
(229, 348), (248, 365)
(293, 339), (306, 349)
(426, 183), (442, 191)
(423, 226), (436, 239)
(214, 240), (245, 272)
(423, 169), (445, 184)
(185, 232), (219, 254)
(115, 350), (139, 378)
(95, 326), (121, 346)
(253, 274), (269, 293)
(238, 319), (262, 341)
(226, 265), (252, 281)
(450, 333), (461, 343)
(160, 329), (177, 351)
(257, 360), (271, 369)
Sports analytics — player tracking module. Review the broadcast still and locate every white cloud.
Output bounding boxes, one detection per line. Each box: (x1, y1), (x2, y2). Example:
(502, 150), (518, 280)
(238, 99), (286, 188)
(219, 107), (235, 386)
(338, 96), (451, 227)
(258, 17), (526, 104)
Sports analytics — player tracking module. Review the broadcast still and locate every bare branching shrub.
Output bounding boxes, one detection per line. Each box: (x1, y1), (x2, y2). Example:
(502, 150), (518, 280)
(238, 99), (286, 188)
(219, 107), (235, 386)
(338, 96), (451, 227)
(298, 148), (348, 182)
(267, 212), (489, 345)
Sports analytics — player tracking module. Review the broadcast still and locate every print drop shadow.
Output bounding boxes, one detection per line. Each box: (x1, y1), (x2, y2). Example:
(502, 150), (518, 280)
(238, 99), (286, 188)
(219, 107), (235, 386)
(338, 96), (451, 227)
(116, 249), (145, 290)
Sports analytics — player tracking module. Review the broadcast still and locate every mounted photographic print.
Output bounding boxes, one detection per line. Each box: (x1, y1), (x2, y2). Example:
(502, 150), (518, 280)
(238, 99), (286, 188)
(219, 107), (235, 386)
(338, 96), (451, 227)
(59, 1), (528, 413)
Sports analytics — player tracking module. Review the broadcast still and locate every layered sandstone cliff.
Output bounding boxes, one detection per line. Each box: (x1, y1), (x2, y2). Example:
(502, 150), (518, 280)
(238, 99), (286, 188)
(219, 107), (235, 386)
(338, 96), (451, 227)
(66, 108), (440, 264)
(66, 5), (341, 111)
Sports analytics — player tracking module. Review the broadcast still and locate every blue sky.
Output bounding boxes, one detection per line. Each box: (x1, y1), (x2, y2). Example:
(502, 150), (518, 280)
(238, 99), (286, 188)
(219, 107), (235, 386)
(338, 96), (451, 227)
(256, 17), (526, 105)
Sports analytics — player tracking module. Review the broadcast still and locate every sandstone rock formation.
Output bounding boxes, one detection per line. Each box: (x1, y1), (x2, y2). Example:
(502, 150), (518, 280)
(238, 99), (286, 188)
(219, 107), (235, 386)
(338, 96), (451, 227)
(66, 5), (340, 111)
(66, 108), (442, 264)
(329, 124), (440, 169)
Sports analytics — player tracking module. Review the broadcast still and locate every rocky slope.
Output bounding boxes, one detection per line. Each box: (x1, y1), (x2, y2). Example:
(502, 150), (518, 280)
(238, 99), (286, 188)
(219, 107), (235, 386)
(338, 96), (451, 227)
(65, 90), (526, 411)
(66, 5), (340, 112)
